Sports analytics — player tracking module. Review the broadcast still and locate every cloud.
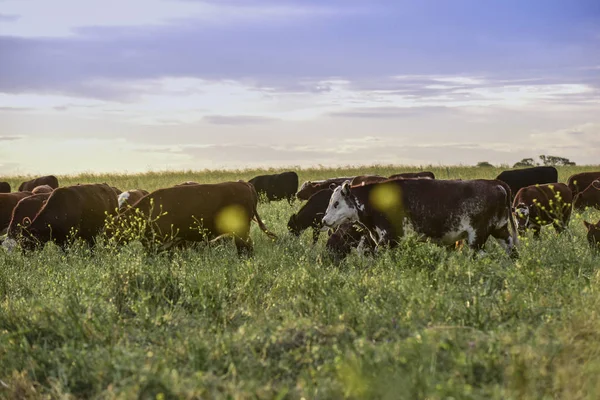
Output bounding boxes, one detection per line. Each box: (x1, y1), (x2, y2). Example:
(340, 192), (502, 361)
(0, 135), (24, 141)
(203, 115), (279, 125)
(0, 14), (20, 22)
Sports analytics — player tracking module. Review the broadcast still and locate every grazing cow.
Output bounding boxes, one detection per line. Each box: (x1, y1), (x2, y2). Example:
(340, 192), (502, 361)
(112, 181), (276, 255)
(512, 183), (573, 237)
(573, 180), (600, 210)
(321, 179), (518, 255)
(31, 185), (54, 194)
(18, 175), (59, 192)
(248, 171), (299, 204)
(583, 220), (600, 248)
(15, 183), (118, 250)
(326, 222), (376, 260)
(0, 182), (10, 193)
(0, 192), (33, 235)
(5, 193), (52, 244)
(388, 171), (435, 180)
(287, 188), (333, 243)
(496, 166), (557, 198)
(351, 175), (387, 186)
(296, 177), (356, 201)
(118, 189), (150, 210)
(567, 172), (600, 196)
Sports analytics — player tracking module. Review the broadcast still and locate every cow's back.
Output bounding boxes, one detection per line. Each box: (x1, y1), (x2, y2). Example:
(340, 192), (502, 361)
(388, 171), (435, 180)
(19, 175), (59, 192)
(7, 193), (51, 238)
(0, 192), (33, 233)
(568, 172), (600, 195)
(496, 166), (558, 196)
(0, 182), (10, 193)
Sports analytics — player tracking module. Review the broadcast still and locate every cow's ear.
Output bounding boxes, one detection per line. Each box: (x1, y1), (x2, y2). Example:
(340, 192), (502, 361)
(592, 180), (600, 190)
(329, 183), (337, 190)
(341, 181), (351, 196)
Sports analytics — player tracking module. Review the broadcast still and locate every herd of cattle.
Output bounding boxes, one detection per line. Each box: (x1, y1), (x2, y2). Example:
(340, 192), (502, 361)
(1, 166), (599, 259)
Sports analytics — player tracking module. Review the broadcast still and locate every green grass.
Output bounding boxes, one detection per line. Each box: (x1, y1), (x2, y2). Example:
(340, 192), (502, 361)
(1, 165), (600, 399)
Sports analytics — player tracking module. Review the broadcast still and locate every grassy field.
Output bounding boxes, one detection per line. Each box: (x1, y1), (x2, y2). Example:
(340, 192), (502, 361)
(1, 165), (600, 399)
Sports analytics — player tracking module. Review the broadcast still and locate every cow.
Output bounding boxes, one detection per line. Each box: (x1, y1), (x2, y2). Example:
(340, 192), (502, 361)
(512, 183), (573, 237)
(31, 185), (54, 194)
(0, 182), (10, 193)
(351, 175), (387, 186)
(287, 188), (333, 243)
(388, 171), (435, 180)
(248, 171), (298, 204)
(583, 220), (600, 248)
(111, 181), (276, 255)
(496, 166), (557, 198)
(14, 183), (118, 250)
(326, 222), (376, 261)
(573, 180), (600, 210)
(321, 179), (518, 256)
(0, 192), (33, 235)
(4, 192), (52, 245)
(296, 177), (356, 201)
(118, 189), (150, 210)
(18, 175), (59, 192)
(567, 172), (600, 197)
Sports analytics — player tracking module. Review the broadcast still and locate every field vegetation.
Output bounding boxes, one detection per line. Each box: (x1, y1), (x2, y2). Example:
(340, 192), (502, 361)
(1, 165), (600, 399)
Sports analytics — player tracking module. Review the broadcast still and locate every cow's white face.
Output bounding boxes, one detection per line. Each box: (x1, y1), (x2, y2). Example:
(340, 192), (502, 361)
(321, 181), (359, 230)
(514, 203), (530, 230)
(118, 191), (130, 208)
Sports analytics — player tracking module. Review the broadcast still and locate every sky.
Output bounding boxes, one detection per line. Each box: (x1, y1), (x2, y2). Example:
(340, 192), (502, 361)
(1, 0), (599, 175)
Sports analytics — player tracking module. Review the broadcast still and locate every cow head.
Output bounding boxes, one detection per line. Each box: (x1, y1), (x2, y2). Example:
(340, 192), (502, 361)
(321, 181), (359, 231)
(513, 203), (530, 231)
(584, 220), (600, 248)
(574, 180), (600, 210)
(287, 213), (301, 236)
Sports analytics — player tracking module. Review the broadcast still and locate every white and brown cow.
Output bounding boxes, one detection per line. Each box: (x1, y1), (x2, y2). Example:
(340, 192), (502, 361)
(321, 179), (518, 255)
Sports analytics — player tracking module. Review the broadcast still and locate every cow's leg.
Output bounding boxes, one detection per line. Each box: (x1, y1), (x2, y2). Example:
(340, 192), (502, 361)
(312, 227), (320, 244)
(234, 235), (253, 257)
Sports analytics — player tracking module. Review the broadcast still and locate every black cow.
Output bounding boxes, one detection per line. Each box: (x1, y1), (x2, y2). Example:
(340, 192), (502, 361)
(248, 171), (298, 204)
(321, 179), (518, 256)
(0, 182), (10, 193)
(287, 188), (333, 243)
(496, 166), (557, 198)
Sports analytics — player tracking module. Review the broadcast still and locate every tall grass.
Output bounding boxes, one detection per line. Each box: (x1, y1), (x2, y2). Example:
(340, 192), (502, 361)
(1, 165), (599, 399)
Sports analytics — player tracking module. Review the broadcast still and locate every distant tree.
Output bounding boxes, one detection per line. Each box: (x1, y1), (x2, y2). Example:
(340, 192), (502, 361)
(539, 155), (576, 166)
(513, 158), (537, 168)
(476, 161), (494, 168)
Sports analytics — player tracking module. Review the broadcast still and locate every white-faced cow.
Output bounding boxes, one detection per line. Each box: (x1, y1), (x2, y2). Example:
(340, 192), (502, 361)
(512, 183), (573, 237)
(321, 179), (518, 256)
(118, 189), (150, 210)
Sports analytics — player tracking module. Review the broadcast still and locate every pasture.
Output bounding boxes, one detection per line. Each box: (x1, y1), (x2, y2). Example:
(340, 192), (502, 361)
(1, 165), (600, 399)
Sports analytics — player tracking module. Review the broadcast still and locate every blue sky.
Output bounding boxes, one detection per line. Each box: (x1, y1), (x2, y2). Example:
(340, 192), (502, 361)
(1, 0), (599, 174)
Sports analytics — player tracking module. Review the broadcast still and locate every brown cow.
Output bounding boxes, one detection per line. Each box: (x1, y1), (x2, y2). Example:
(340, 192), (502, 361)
(351, 175), (387, 186)
(296, 177), (355, 201)
(584, 220), (600, 248)
(288, 188), (333, 243)
(388, 171), (435, 180)
(5, 192), (52, 243)
(513, 183), (573, 237)
(326, 222), (376, 261)
(321, 179), (518, 256)
(0, 192), (33, 235)
(573, 180), (600, 210)
(16, 183), (118, 250)
(0, 182), (10, 193)
(118, 189), (150, 210)
(18, 175), (59, 192)
(32, 185), (54, 194)
(111, 181), (276, 255)
(567, 172), (600, 197)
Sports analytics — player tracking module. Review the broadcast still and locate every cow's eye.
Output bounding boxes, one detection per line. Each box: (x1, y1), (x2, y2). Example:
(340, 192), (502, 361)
(333, 201), (339, 208)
